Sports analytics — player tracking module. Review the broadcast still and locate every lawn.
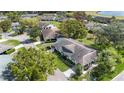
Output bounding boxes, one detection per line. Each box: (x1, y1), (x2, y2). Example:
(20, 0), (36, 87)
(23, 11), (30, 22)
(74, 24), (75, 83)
(1, 40), (21, 46)
(77, 37), (95, 46)
(54, 52), (70, 72)
(50, 21), (61, 28)
(36, 43), (53, 48)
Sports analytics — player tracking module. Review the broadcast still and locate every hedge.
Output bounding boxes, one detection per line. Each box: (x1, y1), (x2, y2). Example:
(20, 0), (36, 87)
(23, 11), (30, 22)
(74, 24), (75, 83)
(5, 48), (15, 54)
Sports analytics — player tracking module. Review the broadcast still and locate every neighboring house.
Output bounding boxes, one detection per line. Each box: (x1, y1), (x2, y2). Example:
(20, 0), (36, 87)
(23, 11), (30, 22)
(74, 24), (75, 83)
(21, 14), (38, 19)
(42, 24), (60, 41)
(41, 13), (67, 22)
(93, 16), (111, 23)
(85, 21), (107, 31)
(41, 13), (57, 21)
(12, 22), (20, 31)
(53, 38), (97, 68)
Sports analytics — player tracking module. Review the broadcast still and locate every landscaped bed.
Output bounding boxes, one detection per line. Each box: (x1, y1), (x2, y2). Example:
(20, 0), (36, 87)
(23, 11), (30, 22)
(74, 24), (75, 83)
(1, 40), (21, 46)
(5, 48), (15, 54)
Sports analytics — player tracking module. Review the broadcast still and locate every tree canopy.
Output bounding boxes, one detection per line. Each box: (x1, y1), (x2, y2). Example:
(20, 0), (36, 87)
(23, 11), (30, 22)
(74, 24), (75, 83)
(59, 19), (88, 39)
(7, 11), (22, 22)
(73, 11), (87, 21)
(0, 20), (11, 32)
(19, 17), (41, 35)
(94, 22), (124, 50)
(90, 48), (123, 80)
(4, 47), (57, 81)
(29, 27), (41, 41)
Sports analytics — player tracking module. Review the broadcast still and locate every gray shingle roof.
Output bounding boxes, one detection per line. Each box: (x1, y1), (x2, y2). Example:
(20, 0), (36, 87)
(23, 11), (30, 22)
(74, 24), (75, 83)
(42, 24), (60, 41)
(54, 38), (97, 65)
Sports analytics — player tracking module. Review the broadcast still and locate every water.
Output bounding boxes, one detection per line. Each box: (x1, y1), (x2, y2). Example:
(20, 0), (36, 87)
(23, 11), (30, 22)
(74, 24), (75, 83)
(98, 11), (124, 16)
(0, 55), (13, 80)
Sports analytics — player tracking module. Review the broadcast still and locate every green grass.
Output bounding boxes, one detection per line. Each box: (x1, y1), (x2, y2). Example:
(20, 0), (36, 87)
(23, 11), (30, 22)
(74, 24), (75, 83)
(54, 52), (71, 72)
(36, 43), (53, 48)
(102, 63), (124, 81)
(77, 38), (95, 46)
(1, 40), (21, 46)
(50, 21), (61, 28)
(5, 48), (15, 54)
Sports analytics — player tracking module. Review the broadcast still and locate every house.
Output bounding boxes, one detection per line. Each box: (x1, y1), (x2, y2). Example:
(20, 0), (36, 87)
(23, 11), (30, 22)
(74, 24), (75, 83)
(85, 21), (107, 31)
(93, 16), (111, 24)
(21, 14), (38, 19)
(41, 13), (67, 22)
(42, 24), (60, 41)
(53, 38), (97, 68)
(41, 13), (57, 21)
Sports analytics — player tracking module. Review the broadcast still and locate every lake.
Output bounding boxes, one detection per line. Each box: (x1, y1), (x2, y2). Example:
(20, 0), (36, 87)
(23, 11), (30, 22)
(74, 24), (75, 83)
(98, 11), (124, 16)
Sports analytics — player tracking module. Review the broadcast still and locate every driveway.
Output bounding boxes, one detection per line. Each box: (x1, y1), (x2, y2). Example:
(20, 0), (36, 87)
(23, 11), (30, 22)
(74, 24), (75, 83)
(2, 32), (30, 42)
(48, 69), (67, 81)
(0, 55), (13, 80)
(112, 71), (124, 81)
(63, 69), (75, 78)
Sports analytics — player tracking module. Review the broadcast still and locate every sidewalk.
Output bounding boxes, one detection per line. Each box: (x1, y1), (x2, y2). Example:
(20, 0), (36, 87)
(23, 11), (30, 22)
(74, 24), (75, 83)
(112, 70), (124, 81)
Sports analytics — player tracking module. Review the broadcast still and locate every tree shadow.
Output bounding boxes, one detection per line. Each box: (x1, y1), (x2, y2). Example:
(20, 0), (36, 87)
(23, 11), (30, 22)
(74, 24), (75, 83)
(22, 39), (34, 44)
(2, 69), (14, 81)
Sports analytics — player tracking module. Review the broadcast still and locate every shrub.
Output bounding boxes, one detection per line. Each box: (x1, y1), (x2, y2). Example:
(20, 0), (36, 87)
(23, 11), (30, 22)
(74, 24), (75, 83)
(75, 63), (83, 76)
(5, 48), (15, 54)
(18, 47), (26, 52)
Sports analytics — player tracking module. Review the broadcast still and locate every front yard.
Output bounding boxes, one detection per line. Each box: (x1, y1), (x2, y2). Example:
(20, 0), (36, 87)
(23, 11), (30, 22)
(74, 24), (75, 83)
(37, 43), (71, 72)
(1, 40), (21, 46)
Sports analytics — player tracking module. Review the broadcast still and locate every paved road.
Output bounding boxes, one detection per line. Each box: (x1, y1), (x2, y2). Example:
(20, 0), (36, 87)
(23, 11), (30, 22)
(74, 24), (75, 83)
(112, 71), (124, 81)
(0, 55), (13, 81)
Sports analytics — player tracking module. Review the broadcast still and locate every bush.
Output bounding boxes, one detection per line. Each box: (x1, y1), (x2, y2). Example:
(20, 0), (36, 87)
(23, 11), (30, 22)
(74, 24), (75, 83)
(18, 47), (26, 52)
(75, 63), (83, 76)
(5, 48), (15, 54)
